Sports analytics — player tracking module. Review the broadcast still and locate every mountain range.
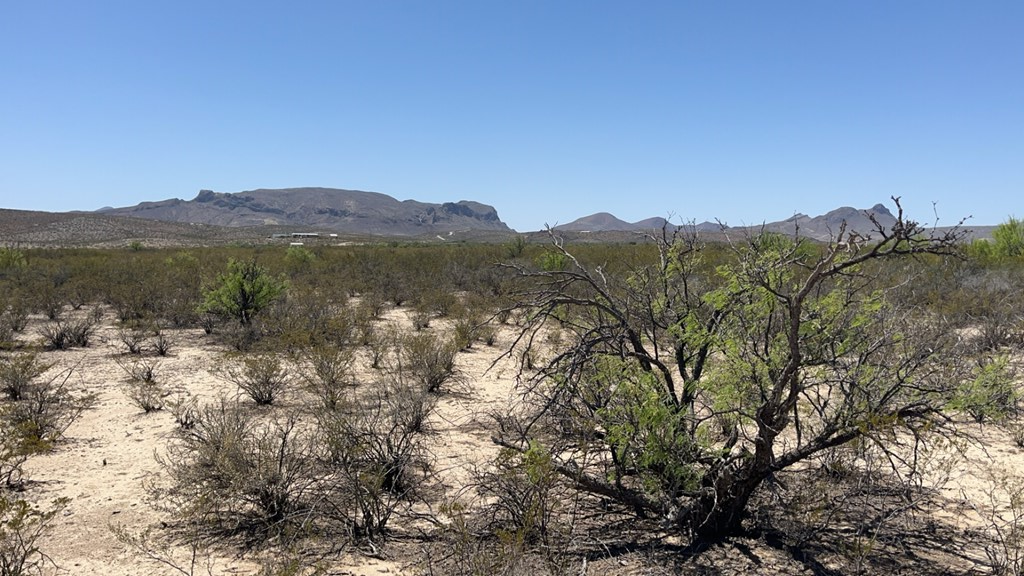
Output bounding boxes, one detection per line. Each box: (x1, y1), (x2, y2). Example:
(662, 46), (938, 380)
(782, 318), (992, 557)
(0, 187), (988, 247)
(97, 187), (510, 236)
(552, 203), (956, 242)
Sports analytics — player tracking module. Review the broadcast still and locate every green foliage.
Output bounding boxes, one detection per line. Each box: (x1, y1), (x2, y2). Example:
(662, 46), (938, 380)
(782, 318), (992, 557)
(535, 251), (568, 272)
(500, 212), (967, 541)
(479, 442), (563, 545)
(0, 249), (26, 275)
(992, 217), (1024, 259)
(200, 259), (287, 325)
(505, 235), (529, 259)
(598, 359), (703, 498)
(284, 245), (315, 265)
(954, 355), (1019, 423)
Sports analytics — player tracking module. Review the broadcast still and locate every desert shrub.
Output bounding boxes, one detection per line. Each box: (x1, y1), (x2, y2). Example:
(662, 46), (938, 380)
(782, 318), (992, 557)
(121, 362), (167, 414)
(955, 355), (1019, 423)
(222, 354), (292, 406)
(199, 258), (287, 326)
(0, 324), (11, 351)
(452, 316), (483, 350)
(476, 444), (565, 545)
(419, 289), (462, 319)
(0, 427), (30, 488)
(495, 206), (971, 542)
(355, 293), (388, 321)
(397, 332), (461, 394)
(125, 381), (165, 413)
(430, 447), (578, 576)
(158, 402), (321, 540)
(260, 288), (352, 352)
(318, 385), (430, 542)
(283, 245), (316, 276)
(222, 321), (265, 353)
(153, 331), (173, 356)
(116, 357), (160, 384)
(970, 467), (1024, 576)
(38, 316), (96, 350)
(0, 248), (27, 274)
(5, 309), (27, 335)
(2, 366), (94, 448)
(365, 323), (395, 371)
(104, 256), (166, 323)
(298, 344), (355, 411)
(479, 324), (498, 347)
(992, 217), (1024, 259)
(167, 394), (200, 430)
(0, 354), (52, 402)
(199, 314), (217, 335)
(381, 375), (437, 436)
(0, 494), (66, 576)
(117, 326), (149, 355)
(159, 251), (204, 328)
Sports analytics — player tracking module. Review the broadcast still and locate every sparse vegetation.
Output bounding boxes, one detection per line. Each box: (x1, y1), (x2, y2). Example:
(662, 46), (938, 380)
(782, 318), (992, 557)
(38, 316), (96, 350)
(222, 353), (292, 406)
(0, 354), (51, 402)
(1, 211), (1023, 573)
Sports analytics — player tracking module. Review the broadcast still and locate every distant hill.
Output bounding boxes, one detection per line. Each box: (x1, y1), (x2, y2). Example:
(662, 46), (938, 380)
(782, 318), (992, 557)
(554, 203), (987, 242)
(554, 213), (719, 233)
(98, 187), (512, 236)
(0, 208), (259, 248)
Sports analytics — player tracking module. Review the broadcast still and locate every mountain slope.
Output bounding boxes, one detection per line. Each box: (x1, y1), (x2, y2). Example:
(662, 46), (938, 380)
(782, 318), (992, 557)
(99, 188), (511, 235)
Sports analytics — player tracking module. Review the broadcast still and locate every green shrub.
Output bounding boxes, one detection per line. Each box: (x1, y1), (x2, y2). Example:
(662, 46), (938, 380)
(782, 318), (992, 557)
(200, 258), (287, 326)
(955, 355), (1019, 423)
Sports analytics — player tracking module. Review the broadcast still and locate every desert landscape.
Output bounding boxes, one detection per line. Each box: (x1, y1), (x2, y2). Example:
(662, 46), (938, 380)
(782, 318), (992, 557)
(1, 204), (1024, 576)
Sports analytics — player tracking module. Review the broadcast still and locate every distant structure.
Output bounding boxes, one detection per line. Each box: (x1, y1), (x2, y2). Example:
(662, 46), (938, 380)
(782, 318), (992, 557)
(271, 232), (320, 239)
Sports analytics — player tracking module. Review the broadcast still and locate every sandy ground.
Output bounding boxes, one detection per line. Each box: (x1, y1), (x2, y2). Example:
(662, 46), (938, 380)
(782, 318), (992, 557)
(13, 307), (520, 575)
(7, 305), (1024, 575)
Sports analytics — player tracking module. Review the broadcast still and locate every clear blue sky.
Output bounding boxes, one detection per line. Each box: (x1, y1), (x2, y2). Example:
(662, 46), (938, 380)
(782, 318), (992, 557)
(1, 2), (1020, 231)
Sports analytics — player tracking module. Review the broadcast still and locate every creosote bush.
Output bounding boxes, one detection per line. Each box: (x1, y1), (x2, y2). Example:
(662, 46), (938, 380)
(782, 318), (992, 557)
(123, 379), (167, 414)
(2, 365), (94, 448)
(317, 382), (431, 542)
(167, 394), (199, 430)
(956, 355), (1019, 423)
(222, 354), (292, 406)
(38, 316), (96, 350)
(298, 344), (354, 411)
(0, 353), (52, 402)
(397, 332), (461, 394)
(117, 326), (149, 355)
(157, 401), (320, 540)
